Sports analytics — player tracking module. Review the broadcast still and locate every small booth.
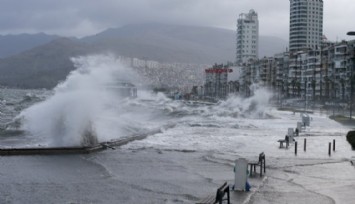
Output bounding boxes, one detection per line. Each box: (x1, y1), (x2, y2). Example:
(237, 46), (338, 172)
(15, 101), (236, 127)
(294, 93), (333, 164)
(234, 158), (248, 191)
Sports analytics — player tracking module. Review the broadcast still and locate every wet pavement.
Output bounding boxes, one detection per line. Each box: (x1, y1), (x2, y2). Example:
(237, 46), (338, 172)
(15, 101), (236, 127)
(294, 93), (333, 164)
(1, 146), (354, 203)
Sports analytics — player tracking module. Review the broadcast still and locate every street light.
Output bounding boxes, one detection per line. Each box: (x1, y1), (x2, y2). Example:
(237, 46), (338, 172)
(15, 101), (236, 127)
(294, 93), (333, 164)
(347, 31), (355, 120)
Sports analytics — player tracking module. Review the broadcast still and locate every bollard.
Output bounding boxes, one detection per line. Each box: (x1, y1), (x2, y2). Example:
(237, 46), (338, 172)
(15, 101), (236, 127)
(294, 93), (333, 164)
(304, 138), (307, 152)
(328, 142), (331, 156)
(295, 142), (298, 155)
(263, 155), (266, 173)
(333, 139), (335, 151)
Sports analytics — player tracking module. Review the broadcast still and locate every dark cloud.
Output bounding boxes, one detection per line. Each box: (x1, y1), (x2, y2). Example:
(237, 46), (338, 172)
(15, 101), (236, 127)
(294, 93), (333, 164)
(0, 0), (353, 41)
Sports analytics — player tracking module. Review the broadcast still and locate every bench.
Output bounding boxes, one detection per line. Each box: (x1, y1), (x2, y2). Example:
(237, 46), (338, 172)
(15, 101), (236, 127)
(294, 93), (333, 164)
(248, 152), (265, 177)
(278, 139), (287, 148)
(196, 182), (230, 204)
(278, 135), (291, 148)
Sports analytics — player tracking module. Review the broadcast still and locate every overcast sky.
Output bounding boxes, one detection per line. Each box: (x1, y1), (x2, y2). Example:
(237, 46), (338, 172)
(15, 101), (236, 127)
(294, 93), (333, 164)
(1, 0), (354, 42)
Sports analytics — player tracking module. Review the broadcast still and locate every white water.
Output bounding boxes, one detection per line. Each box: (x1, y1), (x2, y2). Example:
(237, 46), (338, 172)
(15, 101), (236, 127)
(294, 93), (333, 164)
(18, 54), (161, 146)
(125, 93), (353, 160)
(11, 54), (355, 161)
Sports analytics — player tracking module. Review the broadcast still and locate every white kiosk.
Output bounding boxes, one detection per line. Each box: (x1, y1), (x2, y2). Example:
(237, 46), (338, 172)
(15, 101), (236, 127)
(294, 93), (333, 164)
(288, 128), (294, 142)
(297, 122), (303, 132)
(301, 113), (310, 126)
(234, 158), (248, 191)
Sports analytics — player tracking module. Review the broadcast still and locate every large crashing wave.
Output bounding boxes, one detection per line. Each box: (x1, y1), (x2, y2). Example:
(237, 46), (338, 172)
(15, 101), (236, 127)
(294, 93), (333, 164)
(17, 54), (142, 147)
(215, 85), (274, 118)
(162, 85), (274, 119)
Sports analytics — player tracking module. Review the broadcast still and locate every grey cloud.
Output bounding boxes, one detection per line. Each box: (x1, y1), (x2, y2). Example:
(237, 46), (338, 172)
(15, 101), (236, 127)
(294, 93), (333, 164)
(0, 0), (353, 41)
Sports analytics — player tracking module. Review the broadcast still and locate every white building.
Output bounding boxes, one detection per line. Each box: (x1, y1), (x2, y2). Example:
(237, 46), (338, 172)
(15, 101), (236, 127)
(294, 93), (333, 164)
(289, 0), (324, 52)
(236, 9), (259, 65)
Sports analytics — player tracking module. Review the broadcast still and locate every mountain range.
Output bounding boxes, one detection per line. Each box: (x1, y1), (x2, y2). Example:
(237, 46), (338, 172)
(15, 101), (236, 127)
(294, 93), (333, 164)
(0, 33), (59, 59)
(0, 23), (288, 89)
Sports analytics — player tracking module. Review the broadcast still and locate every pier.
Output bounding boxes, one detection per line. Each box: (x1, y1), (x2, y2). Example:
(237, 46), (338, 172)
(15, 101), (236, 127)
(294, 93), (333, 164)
(0, 125), (173, 156)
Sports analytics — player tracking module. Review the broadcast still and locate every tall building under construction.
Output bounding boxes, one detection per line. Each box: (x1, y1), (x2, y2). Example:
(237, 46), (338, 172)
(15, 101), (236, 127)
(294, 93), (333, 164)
(236, 9), (259, 65)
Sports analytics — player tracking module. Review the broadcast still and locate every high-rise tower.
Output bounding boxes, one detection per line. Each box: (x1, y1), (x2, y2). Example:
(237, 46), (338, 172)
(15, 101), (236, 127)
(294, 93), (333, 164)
(236, 9), (259, 65)
(289, 0), (323, 52)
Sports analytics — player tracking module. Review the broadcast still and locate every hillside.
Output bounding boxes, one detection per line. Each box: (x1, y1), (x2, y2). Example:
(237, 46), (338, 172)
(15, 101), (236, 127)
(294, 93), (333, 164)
(82, 23), (235, 64)
(82, 23), (287, 64)
(0, 23), (288, 89)
(0, 38), (92, 88)
(0, 33), (59, 58)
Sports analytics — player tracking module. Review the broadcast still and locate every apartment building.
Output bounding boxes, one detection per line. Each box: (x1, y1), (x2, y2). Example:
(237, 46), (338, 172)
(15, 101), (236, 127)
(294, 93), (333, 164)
(289, 0), (323, 52)
(236, 9), (259, 64)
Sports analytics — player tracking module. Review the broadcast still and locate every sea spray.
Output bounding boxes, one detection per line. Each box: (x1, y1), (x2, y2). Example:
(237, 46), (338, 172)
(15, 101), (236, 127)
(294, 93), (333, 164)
(198, 85), (274, 119)
(11, 58), (274, 147)
(17, 54), (143, 147)
(226, 85), (273, 118)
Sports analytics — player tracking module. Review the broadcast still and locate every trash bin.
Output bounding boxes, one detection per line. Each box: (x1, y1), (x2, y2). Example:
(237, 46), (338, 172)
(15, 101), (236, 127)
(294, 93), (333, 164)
(234, 158), (248, 191)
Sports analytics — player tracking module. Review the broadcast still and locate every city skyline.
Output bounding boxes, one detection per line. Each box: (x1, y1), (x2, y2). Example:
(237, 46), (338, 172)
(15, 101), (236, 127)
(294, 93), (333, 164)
(0, 0), (354, 42)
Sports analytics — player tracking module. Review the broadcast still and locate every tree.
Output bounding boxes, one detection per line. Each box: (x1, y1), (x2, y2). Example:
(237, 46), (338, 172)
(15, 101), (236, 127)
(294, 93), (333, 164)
(234, 81), (240, 93)
(291, 79), (296, 97)
(296, 81), (301, 97)
(284, 80), (289, 98)
(311, 79), (316, 101)
(340, 78), (345, 100)
(324, 76), (330, 100)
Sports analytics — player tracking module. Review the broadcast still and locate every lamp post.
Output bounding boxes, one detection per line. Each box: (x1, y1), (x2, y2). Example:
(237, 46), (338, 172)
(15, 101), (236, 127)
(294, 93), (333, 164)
(347, 31), (355, 120)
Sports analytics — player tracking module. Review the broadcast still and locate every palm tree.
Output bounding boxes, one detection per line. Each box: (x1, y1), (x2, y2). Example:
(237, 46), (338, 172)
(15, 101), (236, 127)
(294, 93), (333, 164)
(245, 81), (251, 97)
(291, 79), (296, 97)
(228, 81), (233, 93)
(284, 81), (289, 98)
(304, 79), (307, 100)
(223, 82), (228, 98)
(234, 81), (240, 93)
(205, 81), (213, 97)
(324, 76), (330, 100)
(200, 86), (204, 97)
(296, 81), (301, 97)
(340, 78), (345, 100)
(320, 80), (323, 100)
(311, 79), (316, 101)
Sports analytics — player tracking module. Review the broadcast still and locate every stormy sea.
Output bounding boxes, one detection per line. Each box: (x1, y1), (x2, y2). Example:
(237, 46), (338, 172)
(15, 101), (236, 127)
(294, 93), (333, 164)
(0, 55), (354, 204)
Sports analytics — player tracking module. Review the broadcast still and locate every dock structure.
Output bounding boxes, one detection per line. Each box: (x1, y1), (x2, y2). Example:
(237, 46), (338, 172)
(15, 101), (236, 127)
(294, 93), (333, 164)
(0, 146), (103, 156)
(0, 136), (143, 156)
(0, 125), (174, 156)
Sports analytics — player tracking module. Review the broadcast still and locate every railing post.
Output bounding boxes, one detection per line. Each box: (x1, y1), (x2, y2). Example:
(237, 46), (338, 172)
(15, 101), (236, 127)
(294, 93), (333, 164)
(264, 155), (266, 173)
(226, 186), (230, 204)
(304, 138), (307, 152)
(295, 141), (298, 155)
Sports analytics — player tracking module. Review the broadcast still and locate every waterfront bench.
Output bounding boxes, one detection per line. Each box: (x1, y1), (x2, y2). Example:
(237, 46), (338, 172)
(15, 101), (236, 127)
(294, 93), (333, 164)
(278, 135), (290, 148)
(278, 139), (285, 148)
(248, 152), (265, 177)
(196, 182), (230, 204)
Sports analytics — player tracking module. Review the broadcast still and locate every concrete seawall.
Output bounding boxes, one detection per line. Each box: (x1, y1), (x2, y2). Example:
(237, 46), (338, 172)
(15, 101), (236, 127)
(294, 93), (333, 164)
(0, 146), (103, 156)
(0, 124), (175, 156)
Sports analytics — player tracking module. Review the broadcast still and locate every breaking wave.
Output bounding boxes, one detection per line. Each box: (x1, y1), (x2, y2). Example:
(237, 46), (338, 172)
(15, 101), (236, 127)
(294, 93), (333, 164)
(4, 53), (275, 148)
(16, 54), (149, 147)
(161, 85), (274, 120)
